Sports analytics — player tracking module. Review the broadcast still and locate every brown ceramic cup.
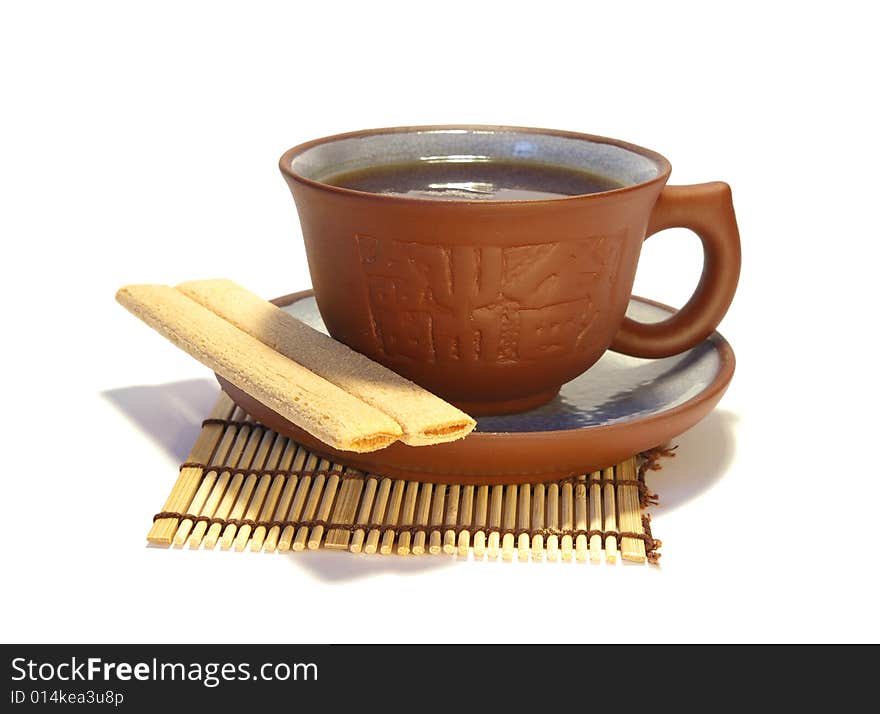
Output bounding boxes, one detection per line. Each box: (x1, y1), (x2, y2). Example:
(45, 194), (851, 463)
(280, 126), (740, 415)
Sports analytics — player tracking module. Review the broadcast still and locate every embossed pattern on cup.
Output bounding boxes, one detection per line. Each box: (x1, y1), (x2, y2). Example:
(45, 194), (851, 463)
(355, 230), (625, 366)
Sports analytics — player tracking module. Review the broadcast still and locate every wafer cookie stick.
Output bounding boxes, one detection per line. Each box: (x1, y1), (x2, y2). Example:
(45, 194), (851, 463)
(116, 284), (402, 452)
(178, 279), (476, 446)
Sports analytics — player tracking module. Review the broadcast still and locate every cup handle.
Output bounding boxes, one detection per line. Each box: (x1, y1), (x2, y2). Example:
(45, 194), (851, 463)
(610, 182), (741, 358)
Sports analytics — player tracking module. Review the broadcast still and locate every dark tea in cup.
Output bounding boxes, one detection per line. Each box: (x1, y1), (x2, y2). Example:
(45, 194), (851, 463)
(323, 158), (624, 201)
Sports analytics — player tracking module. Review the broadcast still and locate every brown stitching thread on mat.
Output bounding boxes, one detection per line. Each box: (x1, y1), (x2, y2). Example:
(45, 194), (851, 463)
(426, 524), (471, 537)
(401, 523), (659, 546)
(174, 468), (648, 490)
(565, 477), (642, 486)
(152, 512), (659, 549)
(641, 513), (662, 564)
(152, 511), (183, 522)
(151, 512), (225, 527)
(225, 518), (258, 529)
(177, 463), (352, 481)
(637, 447), (677, 507)
(180, 461), (208, 470)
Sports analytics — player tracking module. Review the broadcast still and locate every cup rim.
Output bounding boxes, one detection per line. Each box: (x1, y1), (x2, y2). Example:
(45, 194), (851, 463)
(279, 124), (673, 206)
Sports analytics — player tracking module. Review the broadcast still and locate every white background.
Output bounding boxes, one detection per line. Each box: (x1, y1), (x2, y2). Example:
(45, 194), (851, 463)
(1, 1), (878, 644)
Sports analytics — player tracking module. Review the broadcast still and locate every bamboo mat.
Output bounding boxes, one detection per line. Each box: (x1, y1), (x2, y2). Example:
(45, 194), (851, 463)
(148, 392), (670, 563)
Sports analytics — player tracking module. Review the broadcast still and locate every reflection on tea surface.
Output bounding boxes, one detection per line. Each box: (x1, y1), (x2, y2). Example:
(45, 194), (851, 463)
(324, 158), (623, 201)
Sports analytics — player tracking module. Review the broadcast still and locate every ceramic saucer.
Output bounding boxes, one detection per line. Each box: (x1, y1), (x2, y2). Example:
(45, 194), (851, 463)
(217, 290), (735, 485)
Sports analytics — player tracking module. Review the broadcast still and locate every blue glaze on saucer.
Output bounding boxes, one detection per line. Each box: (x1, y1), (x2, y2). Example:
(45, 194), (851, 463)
(284, 297), (721, 434)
